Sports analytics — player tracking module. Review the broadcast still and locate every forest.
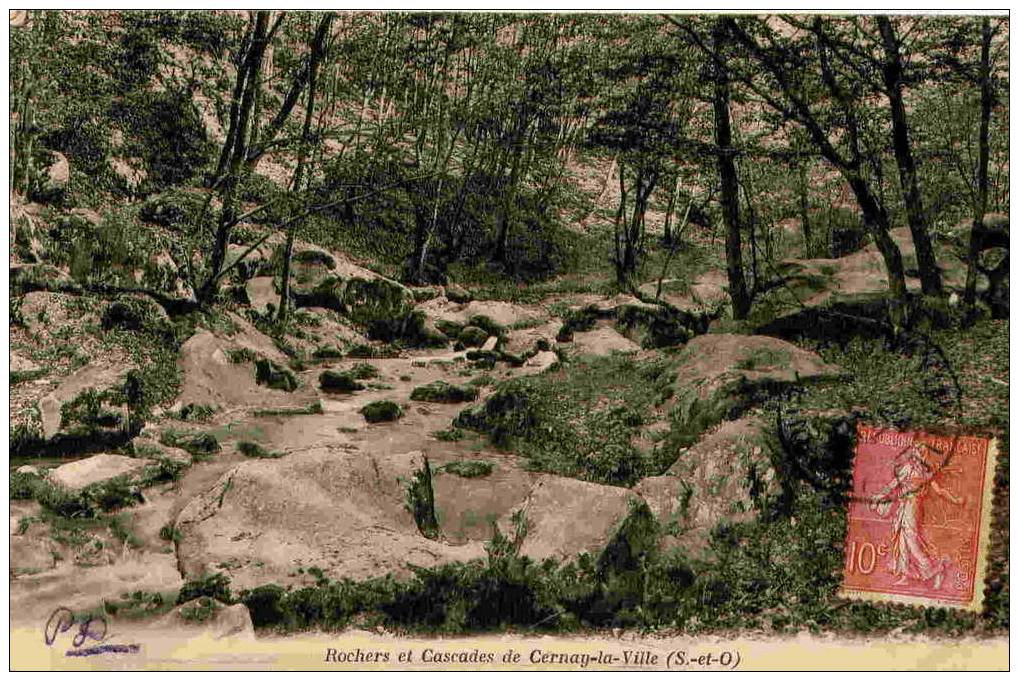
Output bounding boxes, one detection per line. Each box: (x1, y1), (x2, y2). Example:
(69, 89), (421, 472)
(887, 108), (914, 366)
(8, 11), (1009, 639)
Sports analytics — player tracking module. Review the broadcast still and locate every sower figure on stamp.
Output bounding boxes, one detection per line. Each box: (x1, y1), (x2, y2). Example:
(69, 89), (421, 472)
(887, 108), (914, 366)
(869, 441), (964, 589)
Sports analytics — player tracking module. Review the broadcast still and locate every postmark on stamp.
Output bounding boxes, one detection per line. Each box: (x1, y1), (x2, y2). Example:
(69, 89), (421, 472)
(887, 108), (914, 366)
(839, 424), (997, 611)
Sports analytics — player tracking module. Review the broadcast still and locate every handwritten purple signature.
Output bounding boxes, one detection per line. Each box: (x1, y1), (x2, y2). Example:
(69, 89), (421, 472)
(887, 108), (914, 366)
(44, 607), (139, 657)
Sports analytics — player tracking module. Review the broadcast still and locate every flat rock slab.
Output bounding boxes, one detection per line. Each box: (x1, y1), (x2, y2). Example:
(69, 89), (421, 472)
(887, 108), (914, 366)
(567, 326), (641, 356)
(48, 453), (150, 491)
(433, 458), (535, 544)
(156, 602), (255, 642)
(10, 353), (38, 372)
(524, 350), (559, 372)
(244, 276), (278, 313)
(501, 475), (641, 562)
(174, 448), (485, 590)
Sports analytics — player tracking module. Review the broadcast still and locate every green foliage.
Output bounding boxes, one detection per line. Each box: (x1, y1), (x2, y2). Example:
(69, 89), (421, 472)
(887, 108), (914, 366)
(10, 470), (143, 518)
(312, 344), (344, 359)
(177, 572), (233, 605)
(346, 362), (380, 380)
(160, 429), (221, 456)
(159, 522), (182, 543)
(138, 189), (208, 233)
(252, 402), (324, 417)
(319, 370), (364, 393)
(254, 358), (299, 392)
(227, 347), (259, 364)
(440, 460), (495, 479)
(139, 455), (188, 486)
(457, 325), (489, 348)
(175, 402), (216, 422)
(237, 441), (282, 458)
(403, 460), (439, 539)
(410, 380), (479, 404)
(455, 354), (667, 486)
(360, 400), (403, 423)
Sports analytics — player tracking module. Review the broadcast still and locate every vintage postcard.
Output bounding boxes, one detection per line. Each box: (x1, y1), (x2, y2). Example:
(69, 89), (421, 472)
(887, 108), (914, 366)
(6, 6), (1009, 672)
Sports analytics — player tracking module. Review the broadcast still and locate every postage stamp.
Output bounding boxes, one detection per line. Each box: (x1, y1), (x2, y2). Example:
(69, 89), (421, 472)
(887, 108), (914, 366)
(839, 424), (998, 611)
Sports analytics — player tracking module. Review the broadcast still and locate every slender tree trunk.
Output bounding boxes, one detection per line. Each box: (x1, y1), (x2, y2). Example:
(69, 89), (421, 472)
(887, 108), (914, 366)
(712, 20), (750, 320)
(214, 17), (254, 181)
(792, 155), (813, 255)
(662, 173), (681, 247)
(278, 13), (333, 323)
(199, 11), (270, 305)
(964, 17), (993, 313)
(877, 16), (943, 296)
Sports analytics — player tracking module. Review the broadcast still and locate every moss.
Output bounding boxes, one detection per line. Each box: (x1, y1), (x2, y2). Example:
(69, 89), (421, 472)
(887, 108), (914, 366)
(435, 320), (464, 339)
(161, 430), (221, 456)
(255, 358), (299, 392)
(466, 314), (505, 336)
(346, 362), (380, 380)
(312, 344), (344, 359)
(457, 325), (489, 348)
(360, 400), (403, 423)
(319, 370), (365, 393)
(440, 459), (494, 478)
(410, 380), (479, 404)
(237, 440), (282, 458)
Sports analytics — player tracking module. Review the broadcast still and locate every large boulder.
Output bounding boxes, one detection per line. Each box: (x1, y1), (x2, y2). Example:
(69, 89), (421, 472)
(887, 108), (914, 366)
(48, 453), (150, 491)
(174, 448), (485, 589)
(635, 417), (777, 559)
(39, 362), (132, 439)
(157, 602), (255, 642)
(497, 475), (645, 563)
(177, 314), (313, 411)
(667, 333), (844, 404)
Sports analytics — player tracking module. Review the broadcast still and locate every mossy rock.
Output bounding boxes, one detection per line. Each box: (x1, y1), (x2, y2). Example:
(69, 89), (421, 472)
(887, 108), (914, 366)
(368, 310), (447, 347)
(410, 380), (479, 404)
(435, 320), (464, 339)
(458, 325), (489, 348)
(255, 358), (299, 392)
(346, 363), (380, 380)
(312, 344), (344, 359)
(161, 430), (221, 455)
(445, 284), (473, 304)
(440, 459), (494, 478)
(615, 304), (695, 349)
(360, 400), (403, 423)
(292, 248), (337, 269)
(100, 295), (170, 333)
(343, 276), (415, 327)
(466, 314), (506, 336)
(411, 286), (440, 302)
(319, 370), (365, 393)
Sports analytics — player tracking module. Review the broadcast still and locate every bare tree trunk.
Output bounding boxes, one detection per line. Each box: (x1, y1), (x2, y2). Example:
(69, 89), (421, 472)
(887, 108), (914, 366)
(964, 17), (993, 313)
(278, 13), (333, 323)
(199, 11), (270, 305)
(877, 16), (943, 296)
(712, 20), (750, 320)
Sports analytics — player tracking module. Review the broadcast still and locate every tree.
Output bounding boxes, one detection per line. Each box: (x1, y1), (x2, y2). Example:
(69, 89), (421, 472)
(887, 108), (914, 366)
(710, 19), (751, 319)
(681, 16), (911, 332)
(277, 12), (335, 323)
(197, 10), (270, 305)
(961, 17), (997, 313)
(875, 17), (943, 296)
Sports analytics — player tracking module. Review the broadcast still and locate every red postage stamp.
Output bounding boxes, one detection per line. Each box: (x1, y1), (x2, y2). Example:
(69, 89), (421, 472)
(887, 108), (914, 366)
(839, 424), (997, 611)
